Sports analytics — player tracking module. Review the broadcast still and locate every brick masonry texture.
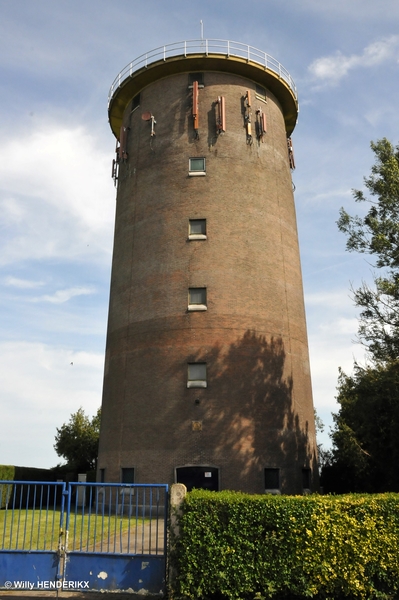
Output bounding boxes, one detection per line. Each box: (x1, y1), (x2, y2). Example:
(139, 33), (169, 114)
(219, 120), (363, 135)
(98, 65), (318, 494)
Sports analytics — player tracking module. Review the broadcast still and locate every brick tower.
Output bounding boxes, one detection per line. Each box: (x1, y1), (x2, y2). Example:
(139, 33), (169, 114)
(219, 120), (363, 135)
(98, 40), (318, 494)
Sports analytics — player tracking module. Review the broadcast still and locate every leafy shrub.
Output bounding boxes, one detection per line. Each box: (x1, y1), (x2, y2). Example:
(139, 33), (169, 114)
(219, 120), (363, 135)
(171, 490), (399, 600)
(0, 465), (15, 481)
(0, 465), (57, 508)
(0, 465), (15, 508)
(14, 466), (56, 482)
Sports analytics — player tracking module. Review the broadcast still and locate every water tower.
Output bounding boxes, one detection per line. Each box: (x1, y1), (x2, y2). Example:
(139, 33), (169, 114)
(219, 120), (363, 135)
(98, 39), (318, 494)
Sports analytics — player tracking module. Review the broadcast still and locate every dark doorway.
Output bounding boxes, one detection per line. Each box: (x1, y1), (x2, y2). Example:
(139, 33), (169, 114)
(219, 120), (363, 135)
(175, 466), (219, 491)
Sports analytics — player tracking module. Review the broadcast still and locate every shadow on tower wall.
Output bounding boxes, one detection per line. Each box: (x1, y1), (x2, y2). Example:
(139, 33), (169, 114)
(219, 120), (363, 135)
(172, 329), (318, 494)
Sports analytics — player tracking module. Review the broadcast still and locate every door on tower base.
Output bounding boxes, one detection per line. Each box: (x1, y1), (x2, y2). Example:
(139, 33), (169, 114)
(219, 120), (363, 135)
(175, 466), (219, 492)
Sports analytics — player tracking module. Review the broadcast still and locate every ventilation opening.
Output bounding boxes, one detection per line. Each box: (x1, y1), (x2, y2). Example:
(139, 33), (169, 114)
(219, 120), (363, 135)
(132, 93), (140, 111)
(188, 72), (204, 88)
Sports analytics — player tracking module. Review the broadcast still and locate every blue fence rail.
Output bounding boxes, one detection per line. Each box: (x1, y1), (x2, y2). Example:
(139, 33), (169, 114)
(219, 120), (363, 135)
(0, 481), (168, 594)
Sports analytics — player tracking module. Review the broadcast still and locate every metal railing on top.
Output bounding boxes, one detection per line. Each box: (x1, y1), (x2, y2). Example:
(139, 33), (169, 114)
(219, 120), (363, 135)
(108, 39), (297, 107)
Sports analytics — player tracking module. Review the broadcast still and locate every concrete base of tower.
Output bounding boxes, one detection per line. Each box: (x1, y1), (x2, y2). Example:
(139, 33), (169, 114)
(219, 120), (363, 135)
(97, 463), (319, 496)
(97, 439), (319, 496)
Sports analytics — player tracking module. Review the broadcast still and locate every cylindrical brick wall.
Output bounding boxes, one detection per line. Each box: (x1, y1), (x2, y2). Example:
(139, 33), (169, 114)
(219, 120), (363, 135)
(98, 53), (318, 494)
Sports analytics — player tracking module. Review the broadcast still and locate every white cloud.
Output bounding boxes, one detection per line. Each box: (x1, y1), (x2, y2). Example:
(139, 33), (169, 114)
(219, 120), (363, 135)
(35, 287), (96, 304)
(1, 196), (25, 224)
(305, 290), (353, 309)
(0, 341), (103, 468)
(309, 325), (368, 450)
(305, 288), (369, 449)
(298, 0), (399, 20)
(300, 189), (351, 206)
(310, 334), (366, 403)
(319, 317), (358, 336)
(5, 276), (45, 289)
(308, 35), (399, 87)
(0, 120), (115, 267)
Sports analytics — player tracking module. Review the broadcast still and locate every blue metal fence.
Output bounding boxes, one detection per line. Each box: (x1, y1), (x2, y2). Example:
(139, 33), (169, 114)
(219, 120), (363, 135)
(64, 483), (168, 593)
(0, 481), (168, 594)
(0, 481), (67, 589)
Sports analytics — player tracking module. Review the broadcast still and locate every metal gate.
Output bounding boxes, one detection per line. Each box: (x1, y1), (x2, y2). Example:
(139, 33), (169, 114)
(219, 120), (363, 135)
(0, 481), (66, 591)
(0, 481), (168, 594)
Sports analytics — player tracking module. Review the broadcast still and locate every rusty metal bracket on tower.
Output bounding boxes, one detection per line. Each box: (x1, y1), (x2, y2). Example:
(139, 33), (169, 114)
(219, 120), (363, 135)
(215, 96), (226, 135)
(287, 137), (295, 169)
(192, 80), (199, 140)
(255, 108), (267, 142)
(244, 90), (252, 144)
(118, 126), (129, 161)
(142, 112), (156, 137)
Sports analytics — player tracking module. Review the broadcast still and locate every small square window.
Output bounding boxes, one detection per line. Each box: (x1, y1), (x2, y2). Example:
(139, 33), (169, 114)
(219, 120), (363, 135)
(121, 468), (135, 484)
(189, 157), (206, 176)
(302, 468), (311, 491)
(255, 85), (267, 102)
(188, 287), (207, 311)
(189, 219), (207, 240)
(264, 468), (280, 493)
(187, 362), (207, 388)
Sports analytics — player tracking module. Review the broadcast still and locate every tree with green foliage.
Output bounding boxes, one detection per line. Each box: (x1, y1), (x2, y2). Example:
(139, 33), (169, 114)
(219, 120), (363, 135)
(330, 362), (399, 492)
(314, 410), (332, 474)
(54, 407), (101, 472)
(326, 139), (399, 492)
(337, 138), (399, 363)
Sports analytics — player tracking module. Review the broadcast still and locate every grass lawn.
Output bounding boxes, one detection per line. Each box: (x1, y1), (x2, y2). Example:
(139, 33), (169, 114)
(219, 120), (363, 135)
(0, 508), (136, 552)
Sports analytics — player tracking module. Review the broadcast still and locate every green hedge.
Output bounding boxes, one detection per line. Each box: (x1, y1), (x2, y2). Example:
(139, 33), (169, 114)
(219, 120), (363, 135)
(171, 490), (399, 600)
(0, 465), (15, 481)
(0, 465), (58, 508)
(0, 464), (56, 483)
(0, 466), (15, 508)
(14, 466), (56, 481)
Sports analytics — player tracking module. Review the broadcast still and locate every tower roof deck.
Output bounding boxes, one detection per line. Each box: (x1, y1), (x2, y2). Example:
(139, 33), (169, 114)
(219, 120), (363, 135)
(108, 39), (299, 137)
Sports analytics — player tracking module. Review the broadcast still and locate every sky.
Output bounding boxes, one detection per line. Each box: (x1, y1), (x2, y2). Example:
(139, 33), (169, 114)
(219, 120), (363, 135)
(1, 0), (399, 469)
